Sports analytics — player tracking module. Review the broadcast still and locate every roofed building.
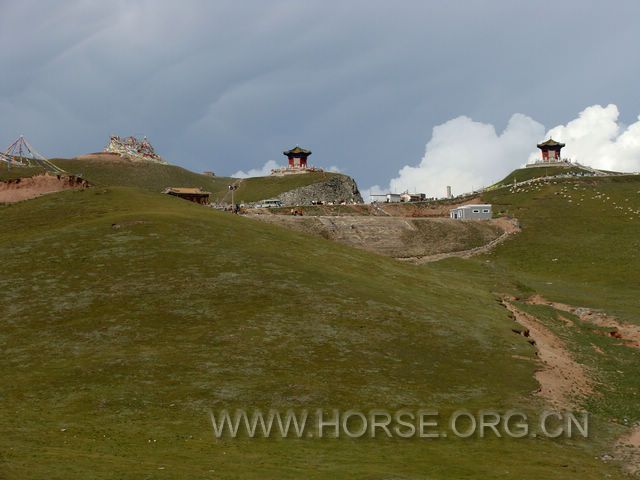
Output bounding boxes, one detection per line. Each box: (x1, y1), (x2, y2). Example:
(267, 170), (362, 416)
(450, 204), (492, 220)
(370, 193), (401, 203)
(283, 146), (312, 169)
(400, 193), (427, 202)
(537, 138), (566, 163)
(163, 187), (211, 205)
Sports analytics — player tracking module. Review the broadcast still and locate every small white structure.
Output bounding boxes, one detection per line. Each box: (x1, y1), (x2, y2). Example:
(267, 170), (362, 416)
(450, 204), (492, 220)
(400, 193), (426, 202)
(256, 199), (283, 208)
(370, 193), (402, 203)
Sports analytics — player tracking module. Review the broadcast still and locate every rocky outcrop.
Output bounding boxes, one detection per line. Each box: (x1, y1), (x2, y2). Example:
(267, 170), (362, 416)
(104, 135), (167, 164)
(276, 174), (363, 206)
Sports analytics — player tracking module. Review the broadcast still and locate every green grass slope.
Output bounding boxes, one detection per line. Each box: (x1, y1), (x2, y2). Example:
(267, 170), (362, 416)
(51, 157), (233, 199)
(491, 165), (594, 188)
(49, 158), (345, 204)
(0, 165), (47, 181)
(445, 173), (640, 436)
(483, 174), (640, 322)
(0, 187), (623, 479)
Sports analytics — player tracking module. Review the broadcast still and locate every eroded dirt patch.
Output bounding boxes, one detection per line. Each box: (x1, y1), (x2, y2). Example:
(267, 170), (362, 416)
(522, 294), (640, 473)
(615, 425), (640, 475)
(0, 174), (89, 203)
(501, 297), (593, 410)
(253, 214), (517, 260)
(526, 295), (640, 348)
(407, 217), (520, 263)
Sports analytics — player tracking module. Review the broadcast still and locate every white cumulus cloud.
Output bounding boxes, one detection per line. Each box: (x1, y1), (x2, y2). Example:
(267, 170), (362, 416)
(232, 160), (280, 178)
(367, 104), (640, 201)
(366, 113), (544, 200)
(531, 104), (640, 172)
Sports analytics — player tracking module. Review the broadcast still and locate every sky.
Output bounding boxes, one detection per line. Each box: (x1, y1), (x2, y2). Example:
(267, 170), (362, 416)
(2, 1), (640, 197)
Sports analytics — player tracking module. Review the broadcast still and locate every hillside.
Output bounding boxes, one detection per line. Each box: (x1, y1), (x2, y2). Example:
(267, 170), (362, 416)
(467, 174), (640, 469)
(0, 174), (89, 203)
(491, 165), (598, 188)
(0, 186), (627, 479)
(0, 165), (48, 181)
(48, 157), (359, 205)
(264, 195), (481, 216)
(232, 171), (350, 203)
(483, 174), (640, 324)
(51, 156), (233, 199)
(254, 215), (504, 258)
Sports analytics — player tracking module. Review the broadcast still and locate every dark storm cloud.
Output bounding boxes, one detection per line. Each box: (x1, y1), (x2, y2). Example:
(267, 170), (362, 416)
(1, 0), (640, 187)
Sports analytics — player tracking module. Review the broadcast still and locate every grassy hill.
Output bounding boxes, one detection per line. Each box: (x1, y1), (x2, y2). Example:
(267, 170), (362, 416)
(233, 171), (343, 203)
(254, 215), (503, 258)
(483, 174), (640, 322)
(0, 185), (628, 479)
(0, 164), (47, 181)
(51, 157), (234, 199)
(474, 174), (640, 429)
(491, 165), (595, 189)
(47, 158), (345, 204)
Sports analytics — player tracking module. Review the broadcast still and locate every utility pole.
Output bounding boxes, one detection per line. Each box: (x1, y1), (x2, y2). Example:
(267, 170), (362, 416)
(228, 184), (238, 213)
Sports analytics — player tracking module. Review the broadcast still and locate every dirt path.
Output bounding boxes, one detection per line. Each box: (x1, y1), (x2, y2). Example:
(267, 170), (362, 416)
(525, 295), (640, 348)
(522, 294), (640, 473)
(404, 217), (520, 264)
(615, 426), (640, 475)
(501, 297), (593, 410)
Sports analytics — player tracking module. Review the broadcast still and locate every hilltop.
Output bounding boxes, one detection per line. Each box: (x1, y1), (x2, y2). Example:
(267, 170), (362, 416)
(232, 171), (362, 205)
(491, 164), (613, 189)
(41, 156), (361, 205)
(51, 155), (234, 200)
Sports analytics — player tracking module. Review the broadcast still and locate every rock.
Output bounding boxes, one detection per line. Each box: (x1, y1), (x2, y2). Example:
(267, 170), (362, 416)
(275, 174), (363, 206)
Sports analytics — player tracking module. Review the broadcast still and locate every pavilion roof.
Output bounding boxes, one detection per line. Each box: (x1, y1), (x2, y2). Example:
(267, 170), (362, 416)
(283, 146), (312, 156)
(537, 138), (566, 149)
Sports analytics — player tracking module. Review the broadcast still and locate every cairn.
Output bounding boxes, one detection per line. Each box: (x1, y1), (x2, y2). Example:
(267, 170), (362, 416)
(104, 135), (167, 164)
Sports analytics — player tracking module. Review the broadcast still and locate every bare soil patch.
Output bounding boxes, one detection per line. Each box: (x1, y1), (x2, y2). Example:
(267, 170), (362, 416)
(0, 174), (89, 203)
(501, 297), (593, 409)
(526, 295), (640, 349)
(615, 426), (640, 475)
(522, 294), (640, 473)
(252, 214), (507, 259)
(407, 217), (520, 263)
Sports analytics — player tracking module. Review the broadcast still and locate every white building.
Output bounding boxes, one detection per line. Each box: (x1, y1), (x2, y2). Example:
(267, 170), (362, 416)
(370, 193), (402, 203)
(450, 204), (492, 220)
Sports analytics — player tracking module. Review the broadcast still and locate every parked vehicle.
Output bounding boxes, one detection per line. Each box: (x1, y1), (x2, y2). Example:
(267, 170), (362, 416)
(257, 199), (283, 208)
